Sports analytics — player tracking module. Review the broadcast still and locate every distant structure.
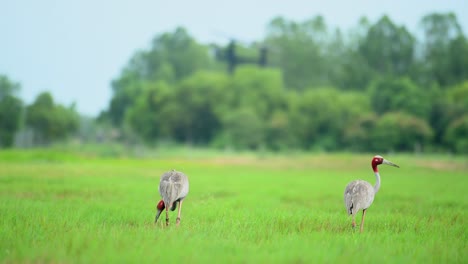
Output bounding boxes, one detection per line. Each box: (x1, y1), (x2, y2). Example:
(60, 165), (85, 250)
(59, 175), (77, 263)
(344, 155), (399, 233)
(155, 169), (190, 226)
(212, 38), (269, 74)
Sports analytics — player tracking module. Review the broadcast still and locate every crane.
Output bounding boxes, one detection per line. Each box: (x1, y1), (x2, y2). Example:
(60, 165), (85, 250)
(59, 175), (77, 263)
(154, 169), (189, 226)
(344, 155), (399, 233)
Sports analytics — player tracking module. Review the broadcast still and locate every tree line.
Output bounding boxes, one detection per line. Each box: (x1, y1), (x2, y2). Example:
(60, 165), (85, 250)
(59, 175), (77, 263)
(1, 12), (467, 153)
(0, 76), (79, 147)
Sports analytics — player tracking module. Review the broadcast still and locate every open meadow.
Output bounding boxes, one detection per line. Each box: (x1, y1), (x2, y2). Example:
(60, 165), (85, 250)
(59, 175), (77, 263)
(0, 149), (466, 263)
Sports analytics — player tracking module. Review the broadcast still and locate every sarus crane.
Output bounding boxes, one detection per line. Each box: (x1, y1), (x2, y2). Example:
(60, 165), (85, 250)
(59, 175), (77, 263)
(344, 155), (399, 233)
(155, 169), (189, 226)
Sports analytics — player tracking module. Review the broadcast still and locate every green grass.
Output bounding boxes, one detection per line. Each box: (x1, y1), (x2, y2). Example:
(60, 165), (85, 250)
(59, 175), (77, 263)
(0, 150), (466, 263)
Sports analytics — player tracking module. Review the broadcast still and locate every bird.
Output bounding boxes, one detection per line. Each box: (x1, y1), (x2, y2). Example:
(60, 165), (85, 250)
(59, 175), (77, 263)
(155, 169), (189, 226)
(344, 155), (399, 233)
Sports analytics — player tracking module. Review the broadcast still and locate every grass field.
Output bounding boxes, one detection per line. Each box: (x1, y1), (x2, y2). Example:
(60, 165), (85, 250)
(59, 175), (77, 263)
(0, 149), (466, 263)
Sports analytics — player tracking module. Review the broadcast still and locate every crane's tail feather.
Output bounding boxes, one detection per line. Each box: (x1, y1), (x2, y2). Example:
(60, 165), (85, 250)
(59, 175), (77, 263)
(170, 201), (177, 211)
(348, 203), (354, 215)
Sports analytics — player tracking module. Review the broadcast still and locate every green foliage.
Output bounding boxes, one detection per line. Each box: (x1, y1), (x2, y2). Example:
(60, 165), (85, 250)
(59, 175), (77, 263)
(125, 81), (174, 142)
(359, 16), (415, 76)
(96, 13), (468, 153)
(0, 75), (23, 147)
(338, 50), (374, 90)
(265, 16), (331, 90)
(447, 81), (468, 114)
(419, 13), (466, 86)
(229, 66), (285, 119)
(444, 115), (468, 153)
(25, 92), (79, 145)
(343, 113), (378, 152)
(290, 89), (336, 149)
(125, 72), (231, 144)
(106, 70), (144, 126)
(337, 17), (373, 90)
(290, 88), (371, 150)
(0, 75), (20, 98)
(372, 112), (434, 152)
(107, 27), (212, 126)
(151, 27), (212, 81)
(215, 108), (264, 150)
(432, 81), (468, 148)
(447, 36), (468, 84)
(0, 96), (23, 147)
(171, 71), (229, 143)
(3, 12), (466, 152)
(369, 77), (432, 119)
(265, 109), (296, 151)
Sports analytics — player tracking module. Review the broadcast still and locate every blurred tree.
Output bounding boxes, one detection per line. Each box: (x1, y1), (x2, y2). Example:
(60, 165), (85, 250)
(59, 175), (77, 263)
(446, 36), (468, 84)
(290, 88), (371, 150)
(426, 84), (452, 148)
(372, 112), (433, 152)
(359, 16), (415, 77)
(97, 14), (468, 153)
(325, 28), (348, 89)
(124, 81), (174, 142)
(150, 27), (212, 81)
(444, 115), (468, 154)
(441, 82), (468, 152)
(419, 12), (466, 86)
(171, 71), (230, 144)
(215, 66), (286, 150)
(343, 113), (378, 152)
(215, 108), (264, 150)
(424, 81), (468, 149)
(25, 92), (79, 145)
(106, 70), (143, 126)
(447, 81), (468, 114)
(105, 27), (213, 126)
(369, 77), (432, 120)
(228, 66), (285, 119)
(337, 17), (373, 90)
(265, 109), (296, 151)
(126, 72), (230, 145)
(0, 75), (23, 147)
(265, 15), (332, 90)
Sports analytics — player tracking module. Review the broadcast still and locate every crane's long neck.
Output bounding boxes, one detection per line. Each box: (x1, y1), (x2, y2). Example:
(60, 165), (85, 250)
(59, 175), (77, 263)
(373, 166), (381, 193)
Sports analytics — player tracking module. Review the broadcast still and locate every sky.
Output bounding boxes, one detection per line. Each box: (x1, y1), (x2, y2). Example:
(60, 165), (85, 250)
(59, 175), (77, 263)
(1, 1), (467, 116)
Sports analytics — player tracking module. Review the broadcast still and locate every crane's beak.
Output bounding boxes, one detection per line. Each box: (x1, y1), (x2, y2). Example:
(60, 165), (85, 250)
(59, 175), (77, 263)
(155, 209), (163, 223)
(383, 159), (400, 168)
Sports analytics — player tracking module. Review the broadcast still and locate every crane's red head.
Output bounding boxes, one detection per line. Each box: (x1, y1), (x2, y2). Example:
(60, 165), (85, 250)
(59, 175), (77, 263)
(372, 155), (399, 172)
(155, 200), (165, 223)
(157, 200), (165, 210)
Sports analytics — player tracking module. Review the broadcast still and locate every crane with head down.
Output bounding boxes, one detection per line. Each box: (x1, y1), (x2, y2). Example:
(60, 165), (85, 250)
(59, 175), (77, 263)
(155, 169), (189, 226)
(344, 155), (399, 233)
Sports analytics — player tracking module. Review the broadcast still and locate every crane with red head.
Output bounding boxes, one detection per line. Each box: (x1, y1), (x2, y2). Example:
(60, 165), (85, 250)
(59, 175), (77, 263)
(155, 169), (189, 226)
(344, 155), (399, 233)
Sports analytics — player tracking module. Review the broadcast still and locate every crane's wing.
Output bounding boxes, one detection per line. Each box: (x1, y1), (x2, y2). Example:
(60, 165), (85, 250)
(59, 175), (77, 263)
(344, 180), (373, 215)
(159, 170), (189, 206)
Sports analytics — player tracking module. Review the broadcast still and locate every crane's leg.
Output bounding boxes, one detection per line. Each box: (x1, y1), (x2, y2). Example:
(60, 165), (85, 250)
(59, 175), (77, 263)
(165, 205), (170, 226)
(360, 209), (367, 233)
(176, 200), (183, 226)
(352, 214), (356, 229)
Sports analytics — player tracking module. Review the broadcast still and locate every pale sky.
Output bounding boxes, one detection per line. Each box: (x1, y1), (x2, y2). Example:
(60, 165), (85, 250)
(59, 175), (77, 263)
(1, 1), (467, 116)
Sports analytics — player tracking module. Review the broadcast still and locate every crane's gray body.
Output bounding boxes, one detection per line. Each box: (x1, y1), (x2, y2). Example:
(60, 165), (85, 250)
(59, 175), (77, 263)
(344, 180), (375, 215)
(159, 170), (189, 208)
(343, 156), (398, 232)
